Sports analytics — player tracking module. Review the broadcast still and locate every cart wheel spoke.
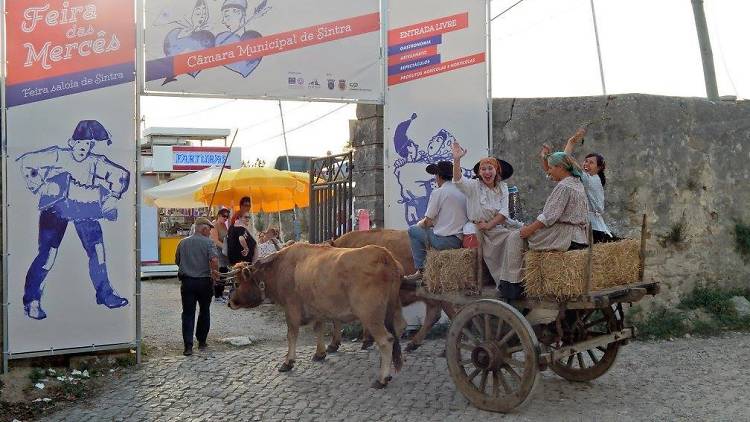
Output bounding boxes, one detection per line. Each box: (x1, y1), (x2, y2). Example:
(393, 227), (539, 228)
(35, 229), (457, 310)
(565, 355), (575, 368)
(497, 329), (516, 348)
(506, 357), (526, 368)
(506, 345), (524, 354)
(581, 310), (595, 322)
(496, 369), (512, 394)
(550, 307), (621, 382)
(446, 300), (539, 412)
(587, 349), (600, 365)
(471, 316), (484, 339)
(495, 319), (505, 341)
(459, 358), (474, 366)
(491, 370), (500, 396)
(459, 342), (475, 352)
(584, 318), (606, 329)
(484, 314), (492, 342)
(479, 370), (489, 393)
(462, 328), (480, 346)
(503, 365), (522, 384)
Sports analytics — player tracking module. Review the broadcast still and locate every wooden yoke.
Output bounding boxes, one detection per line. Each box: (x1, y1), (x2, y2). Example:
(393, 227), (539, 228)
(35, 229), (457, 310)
(639, 214), (647, 281)
(584, 225), (594, 295)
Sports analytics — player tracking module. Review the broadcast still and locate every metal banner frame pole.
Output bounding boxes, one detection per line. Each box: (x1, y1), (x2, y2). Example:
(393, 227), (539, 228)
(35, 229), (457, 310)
(135, 0), (145, 365)
(486, 0), (493, 155)
(1, 0), (10, 374)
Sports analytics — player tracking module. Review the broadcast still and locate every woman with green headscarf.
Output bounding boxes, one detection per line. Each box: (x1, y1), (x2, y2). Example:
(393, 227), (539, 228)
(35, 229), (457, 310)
(496, 149), (589, 303)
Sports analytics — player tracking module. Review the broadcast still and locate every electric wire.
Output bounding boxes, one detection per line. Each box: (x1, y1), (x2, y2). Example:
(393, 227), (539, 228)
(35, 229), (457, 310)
(491, 0), (529, 22)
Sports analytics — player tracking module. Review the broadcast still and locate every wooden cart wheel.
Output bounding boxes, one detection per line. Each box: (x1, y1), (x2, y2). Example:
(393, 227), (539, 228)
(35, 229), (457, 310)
(549, 306), (620, 382)
(446, 299), (540, 413)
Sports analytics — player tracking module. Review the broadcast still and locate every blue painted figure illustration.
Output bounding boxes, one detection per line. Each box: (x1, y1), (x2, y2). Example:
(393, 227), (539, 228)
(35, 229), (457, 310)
(216, 0), (269, 78)
(392, 114), (471, 226)
(16, 120), (131, 320)
(155, 0), (270, 83)
(161, 0), (216, 82)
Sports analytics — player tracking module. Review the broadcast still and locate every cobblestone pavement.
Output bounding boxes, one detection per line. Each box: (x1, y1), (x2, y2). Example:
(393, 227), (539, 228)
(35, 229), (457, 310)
(43, 332), (749, 421)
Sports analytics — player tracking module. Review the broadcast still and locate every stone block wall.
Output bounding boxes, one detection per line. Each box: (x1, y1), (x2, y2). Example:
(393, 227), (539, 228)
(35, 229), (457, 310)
(493, 94), (750, 303)
(351, 95), (750, 304)
(350, 104), (385, 229)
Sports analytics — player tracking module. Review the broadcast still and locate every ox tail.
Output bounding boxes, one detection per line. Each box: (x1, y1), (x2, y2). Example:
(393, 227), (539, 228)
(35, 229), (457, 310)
(385, 301), (403, 372)
(382, 248), (405, 372)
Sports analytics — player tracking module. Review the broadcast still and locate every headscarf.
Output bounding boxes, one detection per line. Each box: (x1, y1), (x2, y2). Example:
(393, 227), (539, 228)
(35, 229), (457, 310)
(547, 152), (583, 179)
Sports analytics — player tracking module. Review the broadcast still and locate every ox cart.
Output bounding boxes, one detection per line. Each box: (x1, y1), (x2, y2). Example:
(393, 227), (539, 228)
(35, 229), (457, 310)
(414, 216), (659, 412)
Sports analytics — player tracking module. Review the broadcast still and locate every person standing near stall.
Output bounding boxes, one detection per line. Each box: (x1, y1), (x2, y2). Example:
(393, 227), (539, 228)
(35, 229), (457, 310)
(175, 217), (220, 356)
(209, 208), (230, 302)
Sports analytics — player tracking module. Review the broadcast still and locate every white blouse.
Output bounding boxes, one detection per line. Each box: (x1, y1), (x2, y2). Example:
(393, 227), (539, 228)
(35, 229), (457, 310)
(580, 172), (612, 236)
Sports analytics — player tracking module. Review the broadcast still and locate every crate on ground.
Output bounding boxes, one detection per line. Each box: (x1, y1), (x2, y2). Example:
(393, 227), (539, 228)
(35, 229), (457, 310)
(523, 239), (641, 300)
(423, 248), (479, 294)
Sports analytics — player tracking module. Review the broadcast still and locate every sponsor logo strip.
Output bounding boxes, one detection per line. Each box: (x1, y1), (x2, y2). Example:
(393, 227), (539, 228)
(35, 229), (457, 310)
(388, 45), (439, 66)
(387, 54), (441, 76)
(387, 13), (468, 46)
(386, 35), (442, 56)
(387, 52), (485, 86)
(6, 61), (135, 107)
(148, 12), (380, 81)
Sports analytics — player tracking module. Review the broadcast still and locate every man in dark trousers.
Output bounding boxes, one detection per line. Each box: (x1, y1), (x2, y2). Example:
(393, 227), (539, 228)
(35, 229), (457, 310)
(175, 217), (219, 356)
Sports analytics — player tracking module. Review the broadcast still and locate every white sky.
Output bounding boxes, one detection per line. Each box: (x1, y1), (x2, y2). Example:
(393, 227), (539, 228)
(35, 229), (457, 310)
(142, 0), (750, 165)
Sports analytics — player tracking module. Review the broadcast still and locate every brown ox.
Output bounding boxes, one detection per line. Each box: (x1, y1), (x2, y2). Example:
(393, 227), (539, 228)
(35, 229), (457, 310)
(328, 229), (456, 352)
(228, 243), (406, 388)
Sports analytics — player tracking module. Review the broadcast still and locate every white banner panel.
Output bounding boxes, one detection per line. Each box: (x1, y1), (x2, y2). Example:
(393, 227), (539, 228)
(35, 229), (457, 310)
(144, 0), (383, 103)
(384, 0), (490, 229)
(4, 0), (137, 354)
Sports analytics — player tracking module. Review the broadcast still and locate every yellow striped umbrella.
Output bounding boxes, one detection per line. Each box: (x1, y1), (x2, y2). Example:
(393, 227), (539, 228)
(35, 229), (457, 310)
(194, 167), (309, 212)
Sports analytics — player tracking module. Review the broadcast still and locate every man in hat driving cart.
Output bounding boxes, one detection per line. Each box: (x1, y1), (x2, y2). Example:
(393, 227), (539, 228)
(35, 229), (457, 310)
(16, 120), (131, 320)
(403, 161), (468, 282)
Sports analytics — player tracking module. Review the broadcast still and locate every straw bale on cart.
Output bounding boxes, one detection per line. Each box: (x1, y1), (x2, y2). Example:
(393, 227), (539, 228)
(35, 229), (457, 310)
(523, 239), (641, 300)
(423, 248), (478, 294)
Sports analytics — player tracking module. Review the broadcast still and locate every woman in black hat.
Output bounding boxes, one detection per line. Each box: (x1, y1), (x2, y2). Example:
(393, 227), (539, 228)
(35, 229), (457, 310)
(451, 142), (521, 295)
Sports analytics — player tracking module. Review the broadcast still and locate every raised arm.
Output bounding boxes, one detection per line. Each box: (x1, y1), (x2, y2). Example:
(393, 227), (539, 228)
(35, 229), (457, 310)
(451, 141), (467, 182)
(539, 144), (552, 173)
(564, 127), (587, 155)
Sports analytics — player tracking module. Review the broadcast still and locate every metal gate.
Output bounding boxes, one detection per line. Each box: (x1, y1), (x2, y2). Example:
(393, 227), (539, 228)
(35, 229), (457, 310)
(309, 152), (353, 243)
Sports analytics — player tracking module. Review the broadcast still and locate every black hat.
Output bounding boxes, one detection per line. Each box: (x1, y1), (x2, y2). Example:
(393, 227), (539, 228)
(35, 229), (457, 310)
(426, 161), (453, 180)
(473, 158), (514, 181)
(71, 120), (111, 145)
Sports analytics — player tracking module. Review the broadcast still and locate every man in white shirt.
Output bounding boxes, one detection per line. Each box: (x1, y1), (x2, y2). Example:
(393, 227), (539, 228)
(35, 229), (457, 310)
(404, 161), (468, 281)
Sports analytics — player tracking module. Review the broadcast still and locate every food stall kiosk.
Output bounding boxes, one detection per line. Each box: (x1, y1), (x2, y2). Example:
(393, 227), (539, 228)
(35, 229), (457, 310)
(140, 127), (241, 277)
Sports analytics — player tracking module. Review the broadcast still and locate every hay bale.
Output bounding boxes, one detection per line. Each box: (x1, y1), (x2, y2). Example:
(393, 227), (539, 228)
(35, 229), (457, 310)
(423, 248), (478, 294)
(523, 239), (641, 300)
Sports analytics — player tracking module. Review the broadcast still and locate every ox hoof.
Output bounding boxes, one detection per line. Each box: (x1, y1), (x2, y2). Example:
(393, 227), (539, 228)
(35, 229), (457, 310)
(326, 343), (340, 353)
(404, 342), (421, 353)
(312, 353), (326, 362)
(371, 379), (388, 389)
(278, 361), (295, 372)
(361, 339), (374, 350)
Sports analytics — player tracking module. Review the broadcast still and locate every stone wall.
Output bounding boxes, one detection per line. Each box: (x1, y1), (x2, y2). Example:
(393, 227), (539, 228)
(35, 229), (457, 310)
(350, 104), (385, 229)
(351, 95), (750, 304)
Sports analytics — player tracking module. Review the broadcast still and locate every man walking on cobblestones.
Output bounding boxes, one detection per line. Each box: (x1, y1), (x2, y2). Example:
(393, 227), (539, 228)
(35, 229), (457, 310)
(176, 217), (220, 356)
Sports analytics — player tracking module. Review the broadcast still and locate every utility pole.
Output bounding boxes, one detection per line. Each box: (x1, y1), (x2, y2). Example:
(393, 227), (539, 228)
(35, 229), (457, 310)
(691, 0), (719, 100)
(589, 0), (606, 95)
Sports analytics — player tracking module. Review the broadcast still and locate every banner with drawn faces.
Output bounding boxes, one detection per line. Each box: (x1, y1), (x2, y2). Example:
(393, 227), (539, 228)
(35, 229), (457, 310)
(383, 0), (490, 229)
(3, 0), (137, 354)
(144, 0), (383, 103)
